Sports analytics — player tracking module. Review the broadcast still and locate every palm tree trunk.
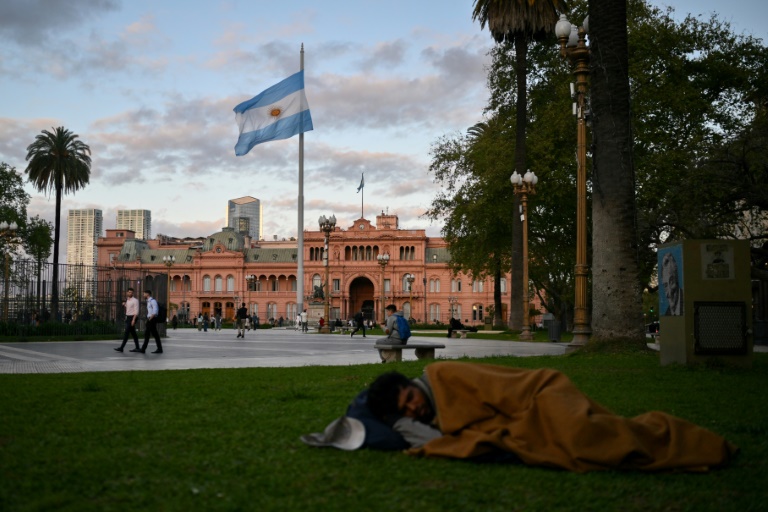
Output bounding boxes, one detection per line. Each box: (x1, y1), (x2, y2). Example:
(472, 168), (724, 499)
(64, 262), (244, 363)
(51, 183), (61, 321)
(509, 34), (528, 330)
(588, 0), (644, 343)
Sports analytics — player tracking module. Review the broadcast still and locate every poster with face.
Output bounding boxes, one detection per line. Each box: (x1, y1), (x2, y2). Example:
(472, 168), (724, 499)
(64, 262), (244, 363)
(702, 242), (734, 280)
(658, 245), (684, 316)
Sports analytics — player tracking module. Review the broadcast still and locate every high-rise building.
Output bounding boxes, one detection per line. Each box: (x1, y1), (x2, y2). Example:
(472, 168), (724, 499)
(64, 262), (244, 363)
(66, 209), (103, 297)
(116, 209), (151, 240)
(227, 196), (263, 240)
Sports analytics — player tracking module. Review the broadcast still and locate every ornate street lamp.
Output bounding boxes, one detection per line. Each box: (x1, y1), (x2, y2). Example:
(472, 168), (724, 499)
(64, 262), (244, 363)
(406, 273), (415, 320)
(555, 14), (592, 349)
(162, 255), (175, 322)
(318, 214), (336, 333)
(377, 252), (390, 323)
(510, 170), (538, 341)
(448, 296), (458, 322)
(246, 274), (256, 319)
(0, 221), (19, 321)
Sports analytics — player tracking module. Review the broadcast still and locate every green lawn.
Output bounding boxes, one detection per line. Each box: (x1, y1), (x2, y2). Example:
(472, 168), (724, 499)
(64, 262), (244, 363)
(1, 350), (765, 511)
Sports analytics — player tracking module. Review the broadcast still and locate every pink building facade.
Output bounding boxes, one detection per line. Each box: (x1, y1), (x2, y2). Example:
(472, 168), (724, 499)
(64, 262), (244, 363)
(96, 213), (543, 327)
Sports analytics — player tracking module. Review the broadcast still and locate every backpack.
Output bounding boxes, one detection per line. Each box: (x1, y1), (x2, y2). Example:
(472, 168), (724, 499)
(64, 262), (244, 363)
(394, 314), (411, 342)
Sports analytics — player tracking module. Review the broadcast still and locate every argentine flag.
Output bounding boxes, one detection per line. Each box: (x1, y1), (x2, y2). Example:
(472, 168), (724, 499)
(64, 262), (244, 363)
(233, 70), (314, 156)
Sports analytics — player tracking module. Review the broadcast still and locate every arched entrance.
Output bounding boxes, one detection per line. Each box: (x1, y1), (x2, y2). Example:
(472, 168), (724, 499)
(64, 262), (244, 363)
(349, 276), (375, 322)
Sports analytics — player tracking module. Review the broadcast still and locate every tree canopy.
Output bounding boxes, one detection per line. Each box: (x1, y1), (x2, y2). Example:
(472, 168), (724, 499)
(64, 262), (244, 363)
(429, 0), (768, 328)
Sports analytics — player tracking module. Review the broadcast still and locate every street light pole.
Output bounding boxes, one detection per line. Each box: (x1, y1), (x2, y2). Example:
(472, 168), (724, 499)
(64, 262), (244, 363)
(423, 276), (427, 324)
(162, 255), (175, 322)
(510, 170), (538, 341)
(246, 274), (255, 321)
(448, 296), (458, 322)
(377, 253), (390, 323)
(406, 273), (415, 320)
(318, 214), (336, 334)
(1, 222), (19, 322)
(181, 274), (187, 323)
(556, 14), (592, 350)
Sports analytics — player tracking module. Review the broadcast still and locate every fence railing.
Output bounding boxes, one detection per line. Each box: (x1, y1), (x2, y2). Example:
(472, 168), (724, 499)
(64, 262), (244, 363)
(0, 258), (166, 338)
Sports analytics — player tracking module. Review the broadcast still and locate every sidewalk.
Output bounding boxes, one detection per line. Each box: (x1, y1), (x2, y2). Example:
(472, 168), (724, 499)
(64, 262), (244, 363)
(0, 328), (569, 374)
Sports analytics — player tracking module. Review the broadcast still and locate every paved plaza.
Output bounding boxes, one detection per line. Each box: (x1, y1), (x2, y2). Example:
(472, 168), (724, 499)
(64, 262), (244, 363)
(0, 328), (570, 374)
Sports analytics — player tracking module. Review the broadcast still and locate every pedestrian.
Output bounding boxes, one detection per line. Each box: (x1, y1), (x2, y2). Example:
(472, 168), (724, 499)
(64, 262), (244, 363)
(203, 313), (209, 332)
(115, 287), (141, 352)
(351, 309), (366, 338)
(171, 314), (178, 330)
(215, 312), (222, 331)
(197, 313), (203, 331)
(301, 309), (308, 333)
(295, 313), (302, 330)
(139, 290), (163, 354)
(235, 302), (249, 338)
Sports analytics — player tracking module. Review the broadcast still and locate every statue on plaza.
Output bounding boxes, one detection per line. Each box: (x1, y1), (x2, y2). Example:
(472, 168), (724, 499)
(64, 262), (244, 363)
(312, 284), (325, 300)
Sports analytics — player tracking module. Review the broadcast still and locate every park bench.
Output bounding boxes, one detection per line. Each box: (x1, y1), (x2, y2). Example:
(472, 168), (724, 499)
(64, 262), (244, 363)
(374, 342), (446, 363)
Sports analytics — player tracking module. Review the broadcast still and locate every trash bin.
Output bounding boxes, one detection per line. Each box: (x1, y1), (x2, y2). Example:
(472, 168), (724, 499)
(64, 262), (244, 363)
(542, 313), (561, 342)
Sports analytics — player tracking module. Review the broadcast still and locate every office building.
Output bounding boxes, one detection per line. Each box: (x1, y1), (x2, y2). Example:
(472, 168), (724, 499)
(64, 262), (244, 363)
(228, 196), (263, 241)
(66, 209), (103, 297)
(116, 209), (151, 240)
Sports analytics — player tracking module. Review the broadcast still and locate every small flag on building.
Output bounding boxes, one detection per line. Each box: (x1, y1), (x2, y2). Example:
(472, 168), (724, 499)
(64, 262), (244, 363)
(357, 173), (364, 193)
(233, 70), (314, 156)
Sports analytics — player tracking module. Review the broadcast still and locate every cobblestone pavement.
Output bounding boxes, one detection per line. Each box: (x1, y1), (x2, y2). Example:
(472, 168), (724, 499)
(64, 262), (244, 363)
(0, 328), (570, 374)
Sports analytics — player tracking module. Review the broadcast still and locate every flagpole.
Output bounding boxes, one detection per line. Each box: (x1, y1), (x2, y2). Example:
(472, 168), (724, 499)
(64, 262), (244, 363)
(361, 180), (364, 218)
(297, 43), (305, 316)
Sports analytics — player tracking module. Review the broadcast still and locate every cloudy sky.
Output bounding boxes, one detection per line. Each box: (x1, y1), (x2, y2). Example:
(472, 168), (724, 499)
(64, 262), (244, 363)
(1, 0), (765, 257)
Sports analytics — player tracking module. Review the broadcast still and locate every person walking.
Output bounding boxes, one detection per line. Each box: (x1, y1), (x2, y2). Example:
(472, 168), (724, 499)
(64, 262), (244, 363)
(235, 302), (249, 338)
(300, 309), (308, 333)
(295, 313), (302, 330)
(115, 287), (141, 352)
(140, 290), (163, 354)
(351, 309), (366, 338)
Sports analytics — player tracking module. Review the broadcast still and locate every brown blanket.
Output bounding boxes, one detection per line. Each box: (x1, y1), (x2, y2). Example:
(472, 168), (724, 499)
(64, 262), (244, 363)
(407, 362), (737, 472)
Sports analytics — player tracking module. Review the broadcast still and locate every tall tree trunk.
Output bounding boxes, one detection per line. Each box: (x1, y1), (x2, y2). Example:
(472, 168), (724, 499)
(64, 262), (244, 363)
(509, 34), (528, 330)
(51, 183), (61, 321)
(588, 0), (644, 343)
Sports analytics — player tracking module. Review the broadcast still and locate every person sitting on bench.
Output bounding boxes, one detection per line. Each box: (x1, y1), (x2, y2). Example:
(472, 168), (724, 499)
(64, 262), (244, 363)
(447, 317), (462, 338)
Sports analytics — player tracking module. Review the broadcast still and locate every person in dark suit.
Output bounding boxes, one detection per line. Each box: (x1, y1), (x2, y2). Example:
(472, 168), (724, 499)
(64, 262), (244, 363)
(140, 290), (163, 353)
(351, 310), (366, 338)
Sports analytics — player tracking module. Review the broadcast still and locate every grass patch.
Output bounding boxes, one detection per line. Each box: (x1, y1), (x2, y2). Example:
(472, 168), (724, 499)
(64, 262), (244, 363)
(1, 353), (766, 511)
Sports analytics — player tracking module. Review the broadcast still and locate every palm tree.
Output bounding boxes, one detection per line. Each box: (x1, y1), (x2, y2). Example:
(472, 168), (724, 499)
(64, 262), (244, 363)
(25, 127), (92, 322)
(472, 0), (568, 329)
(587, 0), (644, 344)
